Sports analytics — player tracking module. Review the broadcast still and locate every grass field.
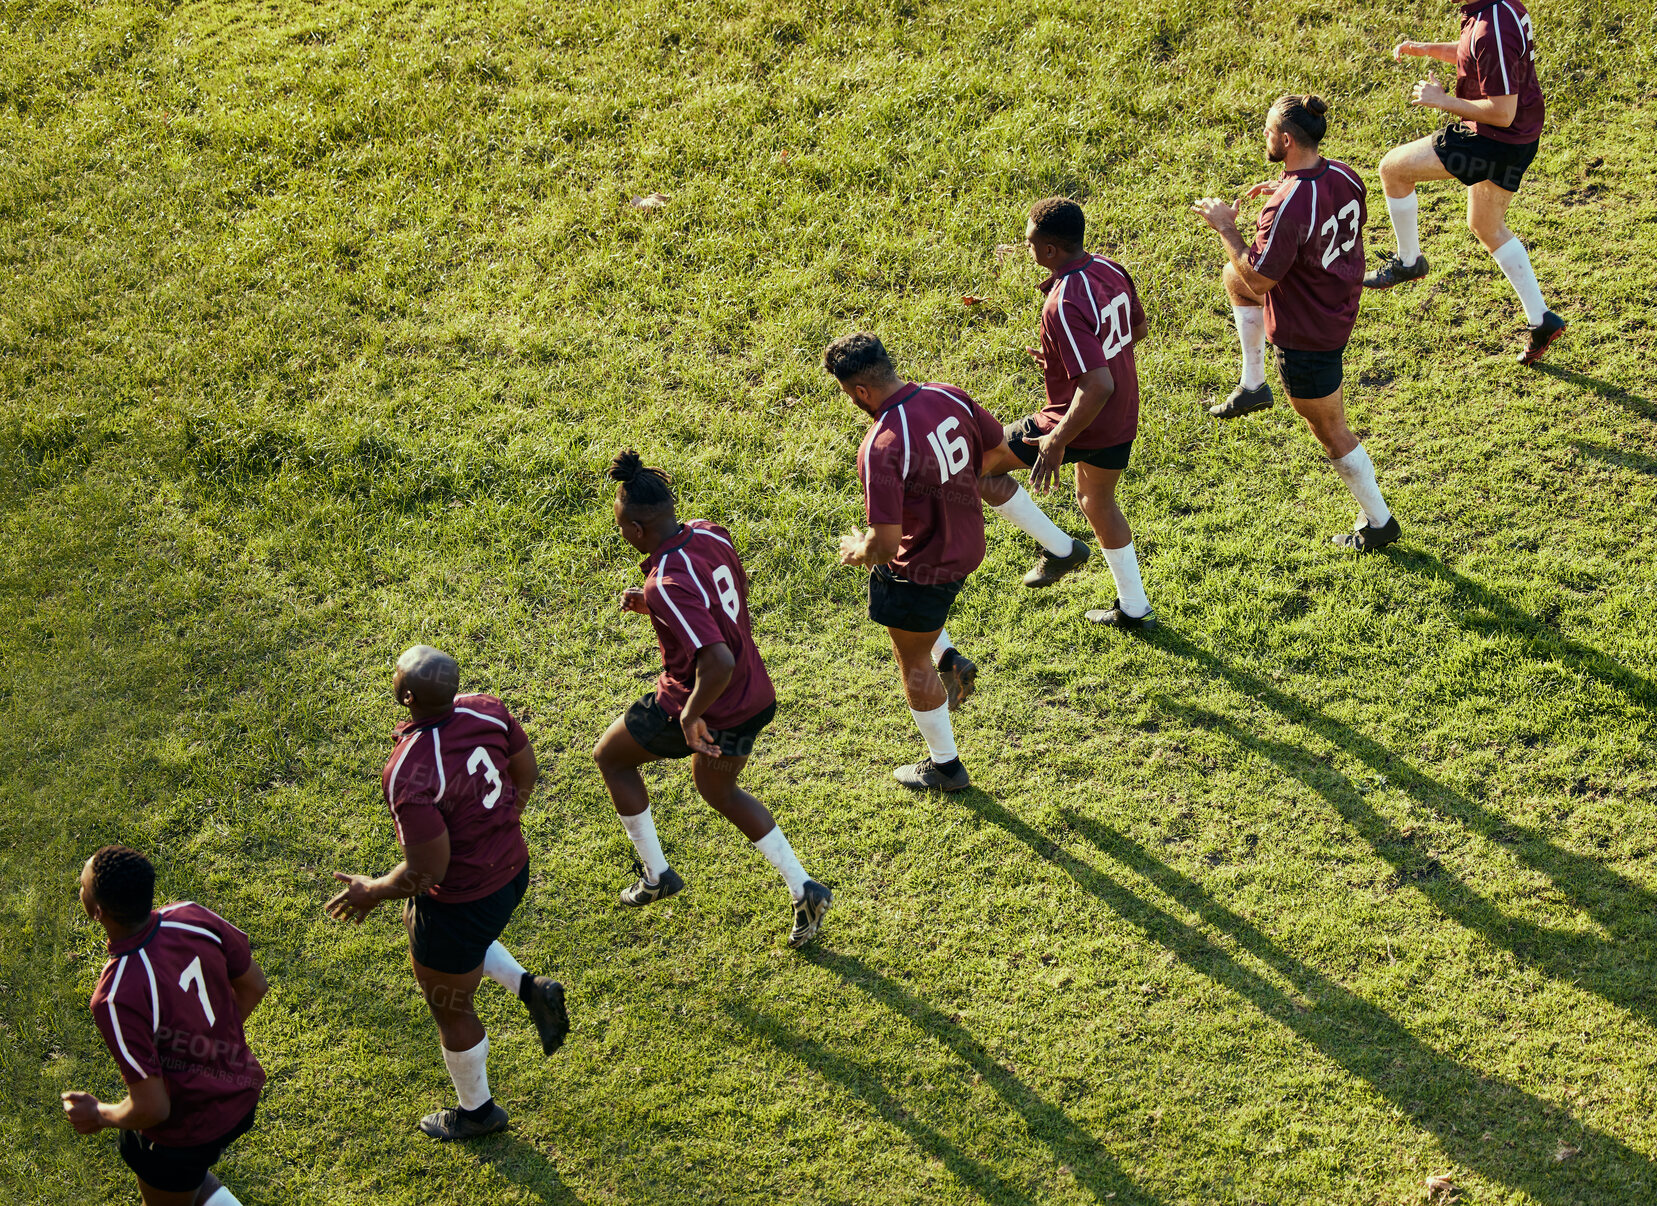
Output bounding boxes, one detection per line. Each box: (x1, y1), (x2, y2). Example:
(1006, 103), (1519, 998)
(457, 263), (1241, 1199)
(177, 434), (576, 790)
(3, 0), (1657, 1201)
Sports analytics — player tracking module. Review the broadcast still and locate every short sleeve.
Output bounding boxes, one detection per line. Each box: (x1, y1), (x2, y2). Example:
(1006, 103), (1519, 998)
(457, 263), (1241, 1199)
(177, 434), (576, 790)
(972, 401), (1004, 456)
(862, 427), (905, 526)
(504, 711), (528, 757)
(1046, 282), (1109, 378)
(651, 572), (725, 651)
(1249, 185), (1306, 282)
(1123, 268), (1146, 331)
(1472, 17), (1517, 96)
(215, 915), (254, 980)
(387, 737), (447, 848)
(94, 985), (162, 1085)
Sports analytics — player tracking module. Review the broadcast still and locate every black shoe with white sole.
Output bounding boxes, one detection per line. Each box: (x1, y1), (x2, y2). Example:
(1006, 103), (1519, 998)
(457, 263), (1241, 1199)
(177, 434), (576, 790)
(419, 1102), (509, 1142)
(1330, 515), (1401, 552)
(789, 880), (833, 948)
(1363, 252), (1429, 290)
(619, 861), (685, 907)
(1085, 599), (1158, 630)
(1518, 310), (1566, 365)
(893, 757), (971, 793)
(1022, 537), (1091, 588)
(520, 975), (569, 1056)
(1208, 382), (1273, 419)
(938, 650), (978, 711)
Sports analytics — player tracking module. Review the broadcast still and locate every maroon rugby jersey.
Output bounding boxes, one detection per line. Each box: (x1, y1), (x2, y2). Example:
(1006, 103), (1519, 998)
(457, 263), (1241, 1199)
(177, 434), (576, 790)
(1035, 253), (1145, 450)
(641, 520), (775, 730)
(382, 692), (530, 903)
(91, 903), (264, 1147)
(858, 381), (1003, 585)
(1457, 0), (1545, 145)
(1249, 159), (1368, 354)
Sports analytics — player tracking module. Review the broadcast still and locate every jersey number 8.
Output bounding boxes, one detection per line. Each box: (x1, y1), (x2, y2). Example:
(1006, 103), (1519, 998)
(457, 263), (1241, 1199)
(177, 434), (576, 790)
(711, 564), (741, 621)
(926, 417), (971, 484)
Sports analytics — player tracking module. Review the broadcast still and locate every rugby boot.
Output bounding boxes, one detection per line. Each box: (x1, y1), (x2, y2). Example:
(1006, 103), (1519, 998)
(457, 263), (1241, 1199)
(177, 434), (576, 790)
(520, 975), (569, 1056)
(1331, 515), (1402, 552)
(1085, 599), (1158, 630)
(938, 651), (978, 711)
(1022, 537), (1091, 588)
(419, 1102), (509, 1142)
(1518, 310), (1566, 365)
(893, 757), (971, 793)
(788, 880), (833, 948)
(1363, 252), (1429, 290)
(619, 861), (685, 907)
(1208, 382), (1273, 419)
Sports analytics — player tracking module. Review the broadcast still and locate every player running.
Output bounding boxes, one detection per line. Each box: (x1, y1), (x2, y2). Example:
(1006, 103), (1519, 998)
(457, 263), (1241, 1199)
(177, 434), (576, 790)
(978, 197), (1156, 628)
(1194, 94), (1401, 553)
(593, 449), (832, 947)
(1367, 1), (1564, 363)
(62, 845), (266, 1206)
(327, 645), (568, 1142)
(826, 332), (1074, 792)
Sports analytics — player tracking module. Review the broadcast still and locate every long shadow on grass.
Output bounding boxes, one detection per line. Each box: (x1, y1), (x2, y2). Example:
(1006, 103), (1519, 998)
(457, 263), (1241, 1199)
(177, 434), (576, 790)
(1146, 629), (1657, 1027)
(952, 788), (1654, 1202)
(1571, 439), (1657, 478)
(795, 947), (1162, 1205)
(476, 1138), (587, 1204)
(1531, 363), (1656, 420)
(723, 1000), (1043, 1206)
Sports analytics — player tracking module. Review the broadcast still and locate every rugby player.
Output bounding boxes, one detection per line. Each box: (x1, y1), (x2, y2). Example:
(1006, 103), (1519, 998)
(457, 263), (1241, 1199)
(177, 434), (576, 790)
(826, 332), (1050, 792)
(327, 645), (568, 1142)
(62, 845), (266, 1206)
(593, 449), (832, 947)
(1194, 95), (1402, 552)
(1368, 1), (1564, 363)
(977, 197), (1156, 628)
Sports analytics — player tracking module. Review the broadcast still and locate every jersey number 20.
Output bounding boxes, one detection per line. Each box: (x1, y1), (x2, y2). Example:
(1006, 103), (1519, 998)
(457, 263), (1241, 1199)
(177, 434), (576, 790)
(1320, 201), (1361, 268)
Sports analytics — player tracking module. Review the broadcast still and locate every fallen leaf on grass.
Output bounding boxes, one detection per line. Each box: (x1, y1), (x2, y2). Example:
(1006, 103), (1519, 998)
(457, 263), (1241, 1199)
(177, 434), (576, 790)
(961, 294), (985, 305)
(628, 193), (671, 209)
(1554, 1143), (1580, 1163)
(993, 242), (1022, 262)
(1425, 1173), (1457, 1202)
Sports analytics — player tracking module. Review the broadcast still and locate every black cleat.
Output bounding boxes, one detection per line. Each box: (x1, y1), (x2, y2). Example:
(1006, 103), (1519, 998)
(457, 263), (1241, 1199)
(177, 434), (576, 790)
(938, 652), (978, 711)
(893, 758), (971, 793)
(1331, 515), (1402, 552)
(1363, 252), (1429, 290)
(1207, 382), (1273, 419)
(1022, 537), (1091, 588)
(1085, 599), (1158, 629)
(419, 1102), (509, 1142)
(1517, 310), (1566, 365)
(789, 880), (833, 948)
(619, 861), (685, 907)
(521, 976), (569, 1056)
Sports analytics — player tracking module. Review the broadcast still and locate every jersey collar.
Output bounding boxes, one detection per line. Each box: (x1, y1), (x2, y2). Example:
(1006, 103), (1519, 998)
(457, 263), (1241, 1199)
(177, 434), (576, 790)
(1039, 252), (1094, 293)
(394, 706), (456, 738)
(106, 911), (161, 957)
(876, 382), (923, 417)
(642, 523), (695, 574)
(1282, 157), (1331, 180)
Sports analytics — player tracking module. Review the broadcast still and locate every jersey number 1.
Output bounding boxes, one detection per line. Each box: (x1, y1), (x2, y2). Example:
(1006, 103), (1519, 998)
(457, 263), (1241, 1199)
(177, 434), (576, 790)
(178, 956), (217, 1026)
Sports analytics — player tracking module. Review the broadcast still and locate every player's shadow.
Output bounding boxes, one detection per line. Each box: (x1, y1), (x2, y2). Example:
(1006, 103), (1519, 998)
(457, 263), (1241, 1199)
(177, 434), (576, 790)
(1530, 363), (1656, 420)
(1146, 629), (1657, 1028)
(722, 993), (1162, 1206)
(1571, 438), (1657, 478)
(796, 947), (1164, 1206)
(474, 1137), (588, 1205)
(951, 786), (1657, 1203)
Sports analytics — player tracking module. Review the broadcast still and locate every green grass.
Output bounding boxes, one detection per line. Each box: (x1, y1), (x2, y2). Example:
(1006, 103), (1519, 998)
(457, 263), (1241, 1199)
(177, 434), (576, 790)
(3, 0), (1656, 1201)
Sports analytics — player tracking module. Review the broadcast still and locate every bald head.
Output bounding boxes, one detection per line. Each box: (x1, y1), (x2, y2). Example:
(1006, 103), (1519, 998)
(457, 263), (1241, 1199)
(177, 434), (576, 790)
(393, 645), (460, 715)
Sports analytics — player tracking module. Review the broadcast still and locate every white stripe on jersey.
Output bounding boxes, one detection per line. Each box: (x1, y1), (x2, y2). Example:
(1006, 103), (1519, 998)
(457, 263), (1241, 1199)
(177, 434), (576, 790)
(1255, 177), (1302, 266)
(677, 550), (711, 606)
(454, 706), (508, 731)
(1305, 179), (1320, 244)
(161, 919), (223, 945)
(430, 728), (447, 801)
(1078, 267), (1101, 329)
(1327, 161), (1362, 191)
(385, 731), (420, 806)
(138, 949), (159, 1030)
(1092, 255), (1130, 288)
(693, 526), (734, 549)
(1489, 6), (1511, 92)
(107, 957), (148, 1078)
(895, 404), (912, 479)
(922, 385), (975, 419)
(158, 901), (195, 914)
(1055, 275), (1088, 374)
(655, 577), (707, 650)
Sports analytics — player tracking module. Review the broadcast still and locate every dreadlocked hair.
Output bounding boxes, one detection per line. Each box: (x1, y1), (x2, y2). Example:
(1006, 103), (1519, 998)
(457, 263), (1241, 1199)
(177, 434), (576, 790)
(608, 448), (676, 514)
(89, 845), (155, 923)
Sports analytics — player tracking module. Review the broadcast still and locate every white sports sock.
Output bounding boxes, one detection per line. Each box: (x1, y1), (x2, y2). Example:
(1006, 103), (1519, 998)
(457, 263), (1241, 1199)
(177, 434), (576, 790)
(1101, 543), (1150, 618)
(908, 703), (959, 763)
(1490, 235), (1549, 325)
(1233, 305), (1266, 390)
(482, 941), (526, 996)
(752, 825), (810, 898)
(1330, 444), (1392, 528)
(203, 1188), (243, 1206)
(619, 807), (669, 883)
(441, 1036), (491, 1111)
(931, 628), (954, 662)
(1386, 192), (1421, 266)
(991, 485), (1072, 555)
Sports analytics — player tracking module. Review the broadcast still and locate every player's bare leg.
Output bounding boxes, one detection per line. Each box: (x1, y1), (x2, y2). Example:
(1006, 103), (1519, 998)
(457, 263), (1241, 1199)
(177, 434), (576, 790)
(408, 956), (508, 1140)
(692, 752), (832, 946)
(980, 443), (1090, 586)
(1076, 465), (1155, 629)
(593, 718), (684, 904)
(1466, 179), (1565, 362)
(1367, 136), (1451, 289)
(1209, 263), (1273, 418)
(889, 625), (970, 791)
(1284, 388), (1400, 552)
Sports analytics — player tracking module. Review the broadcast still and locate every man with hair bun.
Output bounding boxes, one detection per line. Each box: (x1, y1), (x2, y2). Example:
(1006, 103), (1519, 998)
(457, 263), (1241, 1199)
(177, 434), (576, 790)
(593, 448), (832, 948)
(62, 845), (268, 1205)
(1194, 94), (1403, 553)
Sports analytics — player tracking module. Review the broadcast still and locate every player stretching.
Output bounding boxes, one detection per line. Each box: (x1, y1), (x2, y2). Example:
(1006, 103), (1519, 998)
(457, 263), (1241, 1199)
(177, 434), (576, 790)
(980, 197), (1155, 628)
(826, 332), (1064, 792)
(327, 645), (568, 1142)
(593, 449), (831, 947)
(62, 846), (266, 1206)
(1194, 95), (1401, 552)
(1367, 2), (1564, 363)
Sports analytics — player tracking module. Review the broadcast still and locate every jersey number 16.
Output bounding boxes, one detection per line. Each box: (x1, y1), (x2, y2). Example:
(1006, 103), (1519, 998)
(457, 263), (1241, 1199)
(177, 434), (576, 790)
(926, 417), (971, 484)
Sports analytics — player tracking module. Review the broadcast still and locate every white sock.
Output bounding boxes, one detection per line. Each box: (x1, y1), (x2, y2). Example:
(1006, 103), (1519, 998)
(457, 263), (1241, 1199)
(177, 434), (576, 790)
(1101, 543), (1150, 618)
(752, 825), (810, 899)
(1330, 444), (1392, 528)
(1233, 305), (1266, 390)
(441, 1036), (491, 1111)
(203, 1189), (243, 1206)
(619, 807), (669, 883)
(482, 941), (526, 996)
(991, 485), (1073, 555)
(1386, 192), (1421, 265)
(931, 628), (954, 662)
(1490, 235), (1549, 325)
(908, 703), (959, 764)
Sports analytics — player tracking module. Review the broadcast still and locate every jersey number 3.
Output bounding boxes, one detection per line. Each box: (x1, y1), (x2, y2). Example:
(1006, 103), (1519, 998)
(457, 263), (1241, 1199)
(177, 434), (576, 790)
(926, 417), (971, 484)
(468, 747), (503, 809)
(1320, 200), (1360, 268)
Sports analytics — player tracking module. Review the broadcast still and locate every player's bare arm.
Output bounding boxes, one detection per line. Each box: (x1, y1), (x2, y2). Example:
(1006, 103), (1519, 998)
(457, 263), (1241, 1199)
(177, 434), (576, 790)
(838, 522), (902, 569)
(1192, 197), (1280, 296)
(327, 830), (451, 923)
(679, 643), (737, 756)
(61, 1074), (171, 1135)
(230, 960), (269, 1022)
(1410, 72), (1519, 127)
(1030, 366), (1113, 492)
(1394, 40), (1459, 63)
(619, 585), (649, 613)
(507, 743), (538, 806)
